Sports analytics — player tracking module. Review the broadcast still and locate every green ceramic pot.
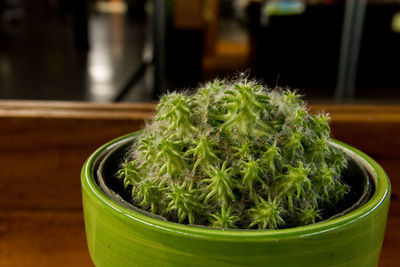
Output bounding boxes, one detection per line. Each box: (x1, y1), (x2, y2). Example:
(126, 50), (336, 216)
(81, 133), (390, 267)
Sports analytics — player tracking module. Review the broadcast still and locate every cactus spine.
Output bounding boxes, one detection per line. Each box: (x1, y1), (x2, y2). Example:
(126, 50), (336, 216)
(118, 78), (348, 229)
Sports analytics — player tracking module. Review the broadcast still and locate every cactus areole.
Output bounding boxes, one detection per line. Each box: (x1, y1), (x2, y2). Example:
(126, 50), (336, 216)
(99, 78), (373, 230)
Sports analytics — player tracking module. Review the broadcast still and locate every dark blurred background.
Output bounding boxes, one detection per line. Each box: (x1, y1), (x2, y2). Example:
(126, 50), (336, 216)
(0, 0), (399, 103)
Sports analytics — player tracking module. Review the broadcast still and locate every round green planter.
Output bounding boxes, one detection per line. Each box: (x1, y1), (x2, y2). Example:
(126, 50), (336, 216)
(81, 133), (390, 267)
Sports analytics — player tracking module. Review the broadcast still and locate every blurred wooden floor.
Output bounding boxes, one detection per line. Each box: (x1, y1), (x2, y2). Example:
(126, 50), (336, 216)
(0, 101), (399, 266)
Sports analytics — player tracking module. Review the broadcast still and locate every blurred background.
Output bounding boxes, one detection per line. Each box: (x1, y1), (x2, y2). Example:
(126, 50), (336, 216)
(0, 0), (399, 103)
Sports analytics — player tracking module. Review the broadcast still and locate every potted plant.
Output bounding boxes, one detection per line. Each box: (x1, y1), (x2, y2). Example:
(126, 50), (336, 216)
(81, 78), (390, 266)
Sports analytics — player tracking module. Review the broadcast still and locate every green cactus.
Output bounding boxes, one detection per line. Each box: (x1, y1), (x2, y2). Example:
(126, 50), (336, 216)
(117, 78), (348, 229)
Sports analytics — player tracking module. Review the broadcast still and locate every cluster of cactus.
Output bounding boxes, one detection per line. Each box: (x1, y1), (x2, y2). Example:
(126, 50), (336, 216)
(117, 77), (348, 229)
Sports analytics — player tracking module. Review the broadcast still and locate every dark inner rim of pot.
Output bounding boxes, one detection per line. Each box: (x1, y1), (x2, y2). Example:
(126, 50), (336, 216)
(93, 136), (375, 231)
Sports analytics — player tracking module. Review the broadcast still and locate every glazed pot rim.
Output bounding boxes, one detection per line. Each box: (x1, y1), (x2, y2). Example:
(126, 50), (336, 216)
(81, 132), (391, 240)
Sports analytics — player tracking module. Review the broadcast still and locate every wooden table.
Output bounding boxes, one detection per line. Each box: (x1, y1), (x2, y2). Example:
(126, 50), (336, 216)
(0, 101), (398, 266)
